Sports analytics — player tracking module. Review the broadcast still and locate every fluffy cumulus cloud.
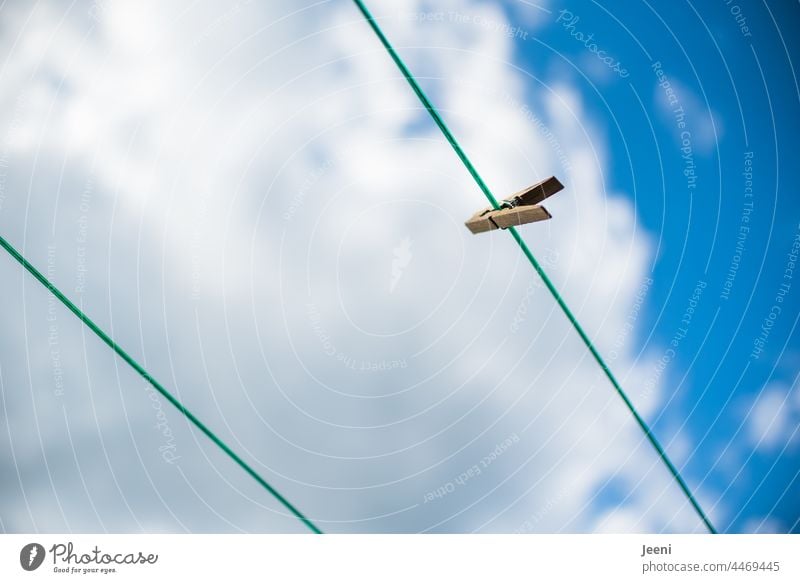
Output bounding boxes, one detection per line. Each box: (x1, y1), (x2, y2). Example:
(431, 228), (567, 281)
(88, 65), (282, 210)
(745, 382), (799, 451)
(0, 0), (710, 532)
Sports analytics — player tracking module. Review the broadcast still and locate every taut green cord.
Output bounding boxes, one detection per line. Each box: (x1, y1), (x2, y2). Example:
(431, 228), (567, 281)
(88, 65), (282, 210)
(352, 0), (716, 534)
(0, 233), (322, 534)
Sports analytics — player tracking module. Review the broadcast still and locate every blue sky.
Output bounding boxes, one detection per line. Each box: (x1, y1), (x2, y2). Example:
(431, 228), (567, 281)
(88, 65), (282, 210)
(0, 0), (797, 534)
(504, 0), (800, 532)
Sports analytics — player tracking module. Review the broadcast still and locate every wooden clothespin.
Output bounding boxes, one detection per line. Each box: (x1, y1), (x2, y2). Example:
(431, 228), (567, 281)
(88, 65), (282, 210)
(465, 176), (564, 234)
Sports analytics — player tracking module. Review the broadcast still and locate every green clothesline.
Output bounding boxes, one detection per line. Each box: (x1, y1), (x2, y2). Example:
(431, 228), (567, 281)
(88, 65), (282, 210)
(0, 233), (322, 534)
(351, 0), (716, 534)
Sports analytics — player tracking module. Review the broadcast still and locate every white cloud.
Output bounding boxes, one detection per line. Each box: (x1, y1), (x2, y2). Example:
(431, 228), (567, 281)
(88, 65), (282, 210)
(0, 0), (711, 533)
(746, 382), (798, 451)
(742, 516), (783, 534)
